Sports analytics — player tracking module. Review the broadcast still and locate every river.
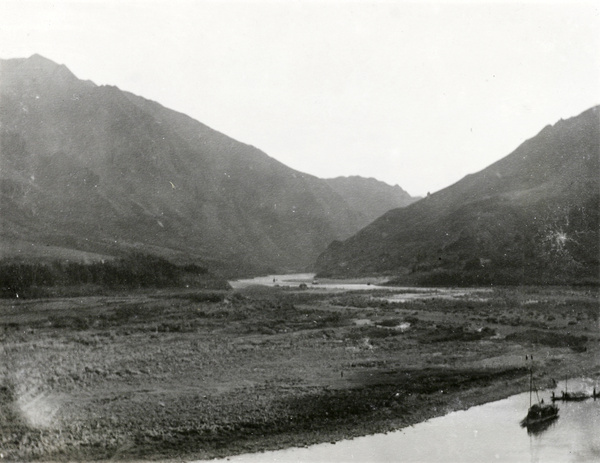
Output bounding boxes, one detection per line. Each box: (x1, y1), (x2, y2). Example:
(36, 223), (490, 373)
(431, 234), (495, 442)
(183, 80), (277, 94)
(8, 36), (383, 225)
(195, 379), (599, 463)
(229, 273), (490, 300)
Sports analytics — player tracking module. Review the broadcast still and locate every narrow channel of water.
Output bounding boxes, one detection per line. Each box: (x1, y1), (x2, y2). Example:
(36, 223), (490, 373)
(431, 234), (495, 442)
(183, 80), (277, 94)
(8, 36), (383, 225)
(197, 381), (600, 463)
(229, 273), (317, 289)
(229, 273), (490, 298)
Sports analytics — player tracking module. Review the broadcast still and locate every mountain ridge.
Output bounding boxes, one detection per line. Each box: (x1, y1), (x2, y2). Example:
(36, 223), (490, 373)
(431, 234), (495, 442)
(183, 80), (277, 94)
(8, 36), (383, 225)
(315, 106), (600, 285)
(0, 54), (417, 276)
(324, 175), (420, 226)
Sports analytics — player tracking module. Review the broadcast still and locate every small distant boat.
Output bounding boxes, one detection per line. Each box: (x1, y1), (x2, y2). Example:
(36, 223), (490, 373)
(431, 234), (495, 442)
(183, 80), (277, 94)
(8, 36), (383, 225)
(551, 375), (591, 402)
(521, 356), (558, 428)
(551, 390), (590, 402)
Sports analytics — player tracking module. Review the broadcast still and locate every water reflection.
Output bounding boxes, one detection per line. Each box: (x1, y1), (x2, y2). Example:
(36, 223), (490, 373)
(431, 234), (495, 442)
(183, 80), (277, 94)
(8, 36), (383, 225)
(523, 416), (558, 435)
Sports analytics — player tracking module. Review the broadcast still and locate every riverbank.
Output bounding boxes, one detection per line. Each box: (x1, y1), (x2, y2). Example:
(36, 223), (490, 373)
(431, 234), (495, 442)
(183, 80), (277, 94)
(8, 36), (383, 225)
(1, 285), (598, 461)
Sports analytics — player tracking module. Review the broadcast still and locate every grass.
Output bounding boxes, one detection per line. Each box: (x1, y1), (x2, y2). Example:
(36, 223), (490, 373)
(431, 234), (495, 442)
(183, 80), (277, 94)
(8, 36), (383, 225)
(0, 285), (598, 461)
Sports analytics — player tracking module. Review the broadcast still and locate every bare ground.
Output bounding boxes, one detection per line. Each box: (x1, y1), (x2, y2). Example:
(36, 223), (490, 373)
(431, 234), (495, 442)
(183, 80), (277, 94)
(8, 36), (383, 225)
(1, 286), (598, 461)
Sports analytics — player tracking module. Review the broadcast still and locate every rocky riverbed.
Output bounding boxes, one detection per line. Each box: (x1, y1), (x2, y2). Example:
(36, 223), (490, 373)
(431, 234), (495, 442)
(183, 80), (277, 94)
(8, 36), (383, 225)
(1, 285), (598, 461)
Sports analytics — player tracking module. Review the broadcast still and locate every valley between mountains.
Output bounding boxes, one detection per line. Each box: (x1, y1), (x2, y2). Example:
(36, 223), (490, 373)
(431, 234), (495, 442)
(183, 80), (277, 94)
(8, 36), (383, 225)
(0, 54), (598, 462)
(0, 54), (417, 278)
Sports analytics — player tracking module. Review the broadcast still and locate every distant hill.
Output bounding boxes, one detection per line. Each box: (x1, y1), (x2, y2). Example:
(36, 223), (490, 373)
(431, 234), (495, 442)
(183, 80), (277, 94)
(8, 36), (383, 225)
(324, 176), (419, 226)
(316, 106), (600, 285)
(0, 54), (414, 276)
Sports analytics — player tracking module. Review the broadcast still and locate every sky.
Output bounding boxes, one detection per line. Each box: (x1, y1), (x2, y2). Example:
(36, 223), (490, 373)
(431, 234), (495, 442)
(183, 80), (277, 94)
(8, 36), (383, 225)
(0, 0), (599, 197)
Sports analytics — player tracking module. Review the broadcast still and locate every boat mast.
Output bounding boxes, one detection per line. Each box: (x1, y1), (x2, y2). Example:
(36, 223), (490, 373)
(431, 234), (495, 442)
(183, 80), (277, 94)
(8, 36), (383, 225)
(527, 354), (533, 407)
(530, 362), (533, 407)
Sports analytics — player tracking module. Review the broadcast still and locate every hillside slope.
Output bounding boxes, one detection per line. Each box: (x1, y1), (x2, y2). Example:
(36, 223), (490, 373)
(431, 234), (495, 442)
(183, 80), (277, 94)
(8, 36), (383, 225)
(316, 106), (600, 285)
(324, 176), (419, 226)
(0, 55), (414, 276)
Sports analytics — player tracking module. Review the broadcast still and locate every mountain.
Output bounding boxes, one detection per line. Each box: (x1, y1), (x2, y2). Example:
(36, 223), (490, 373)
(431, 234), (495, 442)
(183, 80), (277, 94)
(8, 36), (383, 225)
(315, 106), (600, 285)
(0, 54), (415, 276)
(324, 176), (419, 226)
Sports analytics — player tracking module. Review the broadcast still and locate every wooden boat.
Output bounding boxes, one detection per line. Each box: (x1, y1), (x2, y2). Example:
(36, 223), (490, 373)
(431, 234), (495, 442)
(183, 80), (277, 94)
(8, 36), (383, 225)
(551, 376), (591, 401)
(520, 356), (558, 428)
(521, 402), (559, 427)
(551, 390), (590, 401)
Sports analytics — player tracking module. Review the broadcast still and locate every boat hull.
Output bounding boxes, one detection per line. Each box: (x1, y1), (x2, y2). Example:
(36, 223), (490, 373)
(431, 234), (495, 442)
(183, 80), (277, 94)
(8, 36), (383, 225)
(520, 403), (559, 428)
(520, 413), (559, 427)
(551, 392), (590, 402)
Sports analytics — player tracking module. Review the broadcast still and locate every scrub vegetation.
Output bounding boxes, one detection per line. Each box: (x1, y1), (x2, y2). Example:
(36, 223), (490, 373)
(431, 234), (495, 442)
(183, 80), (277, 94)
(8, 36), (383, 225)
(1, 285), (598, 461)
(0, 253), (228, 298)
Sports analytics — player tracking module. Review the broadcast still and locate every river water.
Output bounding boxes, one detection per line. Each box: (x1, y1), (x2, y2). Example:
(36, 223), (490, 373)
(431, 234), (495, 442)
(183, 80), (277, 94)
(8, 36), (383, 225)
(229, 273), (489, 300)
(229, 273), (379, 290)
(197, 381), (599, 463)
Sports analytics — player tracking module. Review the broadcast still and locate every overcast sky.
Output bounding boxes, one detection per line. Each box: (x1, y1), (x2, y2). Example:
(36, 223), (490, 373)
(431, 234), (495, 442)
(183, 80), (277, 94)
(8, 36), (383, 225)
(1, 0), (599, 196)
